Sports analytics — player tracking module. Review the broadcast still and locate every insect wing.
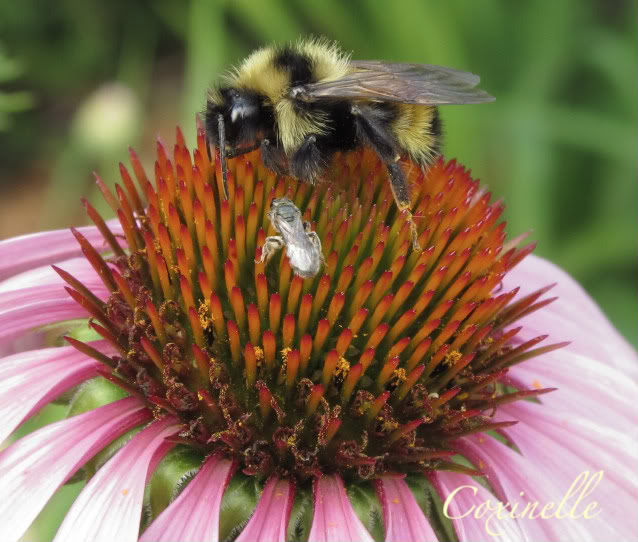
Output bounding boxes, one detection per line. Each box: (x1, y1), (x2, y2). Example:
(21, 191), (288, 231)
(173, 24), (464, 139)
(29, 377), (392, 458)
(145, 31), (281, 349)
(295, 60), (495, 105)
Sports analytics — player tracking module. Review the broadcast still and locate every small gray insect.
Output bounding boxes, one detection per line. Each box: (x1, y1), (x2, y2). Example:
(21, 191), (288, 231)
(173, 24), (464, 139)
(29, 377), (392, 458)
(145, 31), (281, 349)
(257, 197), (324, 278)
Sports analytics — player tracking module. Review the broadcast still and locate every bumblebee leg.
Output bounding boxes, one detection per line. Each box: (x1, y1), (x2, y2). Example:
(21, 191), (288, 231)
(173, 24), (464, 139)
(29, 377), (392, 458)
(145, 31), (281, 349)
(387, 162), (421, 251)
(257, 235), (285, 264)
(260, 138), (288, 176)
(224, 141), (261, 159)
(352, 105), (421, 250)
(289, 134), (327, 183)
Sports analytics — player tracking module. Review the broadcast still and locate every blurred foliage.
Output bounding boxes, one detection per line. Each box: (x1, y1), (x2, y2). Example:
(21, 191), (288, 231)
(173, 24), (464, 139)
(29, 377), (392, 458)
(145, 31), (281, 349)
(0, 0), (635, 356)
(0, 44), (34, 131)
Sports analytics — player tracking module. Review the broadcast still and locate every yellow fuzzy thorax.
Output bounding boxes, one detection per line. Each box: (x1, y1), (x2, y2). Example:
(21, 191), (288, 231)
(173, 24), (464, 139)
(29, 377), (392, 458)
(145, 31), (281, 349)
(216, 39), (352, 153)
(228, 38), (351, 102)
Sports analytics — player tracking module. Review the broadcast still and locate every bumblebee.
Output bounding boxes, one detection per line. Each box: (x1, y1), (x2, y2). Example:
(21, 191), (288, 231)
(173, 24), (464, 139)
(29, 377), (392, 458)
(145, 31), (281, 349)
(205, 39), (494, 248)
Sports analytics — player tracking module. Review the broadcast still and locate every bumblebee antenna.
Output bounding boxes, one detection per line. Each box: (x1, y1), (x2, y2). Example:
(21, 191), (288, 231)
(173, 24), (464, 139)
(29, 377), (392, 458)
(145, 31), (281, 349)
(217, 114), (229, 199)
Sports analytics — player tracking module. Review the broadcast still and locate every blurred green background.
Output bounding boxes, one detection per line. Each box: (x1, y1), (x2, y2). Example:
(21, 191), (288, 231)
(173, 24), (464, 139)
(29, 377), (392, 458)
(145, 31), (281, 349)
(0, 0), (635, 340)
(0, 1), (635, 540)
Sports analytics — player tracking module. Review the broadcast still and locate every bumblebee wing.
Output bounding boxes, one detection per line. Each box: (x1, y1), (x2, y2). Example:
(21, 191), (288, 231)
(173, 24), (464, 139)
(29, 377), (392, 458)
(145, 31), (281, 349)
(295, 61), (495, 105)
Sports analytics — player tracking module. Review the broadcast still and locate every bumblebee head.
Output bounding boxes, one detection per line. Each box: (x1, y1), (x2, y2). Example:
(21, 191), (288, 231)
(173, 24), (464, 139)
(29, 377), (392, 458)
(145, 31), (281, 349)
(205, 86), (265, 151)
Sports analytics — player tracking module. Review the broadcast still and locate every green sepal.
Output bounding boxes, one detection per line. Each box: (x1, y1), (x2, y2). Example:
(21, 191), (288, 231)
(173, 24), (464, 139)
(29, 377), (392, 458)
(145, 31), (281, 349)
(219, 473), (259, 542)
(286, 482), (313, 542)
(67, 376), (128, 417)
(36, 318), (97, 348)
(347, 480), (384, 542)
(51, 387), (80, 406)
(66, 319), (103, 343)
(405, 474), (459, 542)
(147, 445), (205, 518)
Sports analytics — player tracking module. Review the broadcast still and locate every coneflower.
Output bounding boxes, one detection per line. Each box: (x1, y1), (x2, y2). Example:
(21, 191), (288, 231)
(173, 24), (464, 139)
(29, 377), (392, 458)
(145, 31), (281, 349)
(0, 120), (636, 542)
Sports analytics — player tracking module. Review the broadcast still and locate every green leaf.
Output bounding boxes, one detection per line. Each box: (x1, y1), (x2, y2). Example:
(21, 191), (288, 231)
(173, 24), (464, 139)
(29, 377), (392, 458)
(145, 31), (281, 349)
(143, 445), (205, 529)
(405, 475), (459, 542)
(219, 473), (259, 542)
(347, 481), (384, 542)
(287, 483), (313, 542)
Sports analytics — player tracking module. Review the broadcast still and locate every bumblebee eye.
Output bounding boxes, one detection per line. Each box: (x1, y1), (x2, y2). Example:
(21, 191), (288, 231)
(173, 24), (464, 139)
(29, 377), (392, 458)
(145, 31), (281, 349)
(229, 92), (259, 123)
(230, 101), (257, 122)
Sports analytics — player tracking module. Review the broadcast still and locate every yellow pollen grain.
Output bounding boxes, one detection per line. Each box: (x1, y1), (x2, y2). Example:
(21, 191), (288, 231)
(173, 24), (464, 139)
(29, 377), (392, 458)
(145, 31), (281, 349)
(393, 498), (400, 504)
(198, 300), (212, 329)
(335, 357), (350, 378)
(484, 337), (494, 345)
(444, 350), (462, 366)
(122, 489), (129, 496)
(153, 240), (161, 252)
(393, 368), (407, 382)
(381, 420), (398, 432)
(532, 379), (542, 389)
(254, 346), (264, 368)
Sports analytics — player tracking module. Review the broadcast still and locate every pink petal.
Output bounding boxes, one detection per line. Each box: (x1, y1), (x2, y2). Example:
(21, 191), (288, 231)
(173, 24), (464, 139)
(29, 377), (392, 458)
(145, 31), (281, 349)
(429, 471), (525, 542)
(0, 257), (102, 293)
(140, 454), (236, 542)
(504, 253), (638, 376)
(502, 402), (637, 491)
(0, 221), (123, 281)
(0, 396), (149, 542)
(236, 476), (295, 542)
(0, 342), (113, 443)
(497, 403), (638, 541)
(308, 474), (374, 542)
(375, 477), (439, 542)
(457, 434), (597, 542)
(0, 283), (108, 351)
(505, 348), (636, 426)
(54, 416), (179, 542)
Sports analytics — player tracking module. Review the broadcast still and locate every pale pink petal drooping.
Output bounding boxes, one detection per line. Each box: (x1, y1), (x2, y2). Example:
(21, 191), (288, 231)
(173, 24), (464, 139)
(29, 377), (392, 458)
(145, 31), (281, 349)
(53, 416), (179, 542)
(308, 474), (374, 542)
(140, 454), (235, 542)
(0, 343), (112, 443)
(0, 221), (122, 281)
(430, 470), (526, 542)
(236, 476), (296, 542)
(375, 477), (439, 542)
(0, 397), (150, 542)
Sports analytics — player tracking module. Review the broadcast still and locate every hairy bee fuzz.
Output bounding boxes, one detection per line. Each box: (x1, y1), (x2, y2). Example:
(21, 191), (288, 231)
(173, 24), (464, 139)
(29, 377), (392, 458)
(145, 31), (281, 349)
(206, 38), (492, 247)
